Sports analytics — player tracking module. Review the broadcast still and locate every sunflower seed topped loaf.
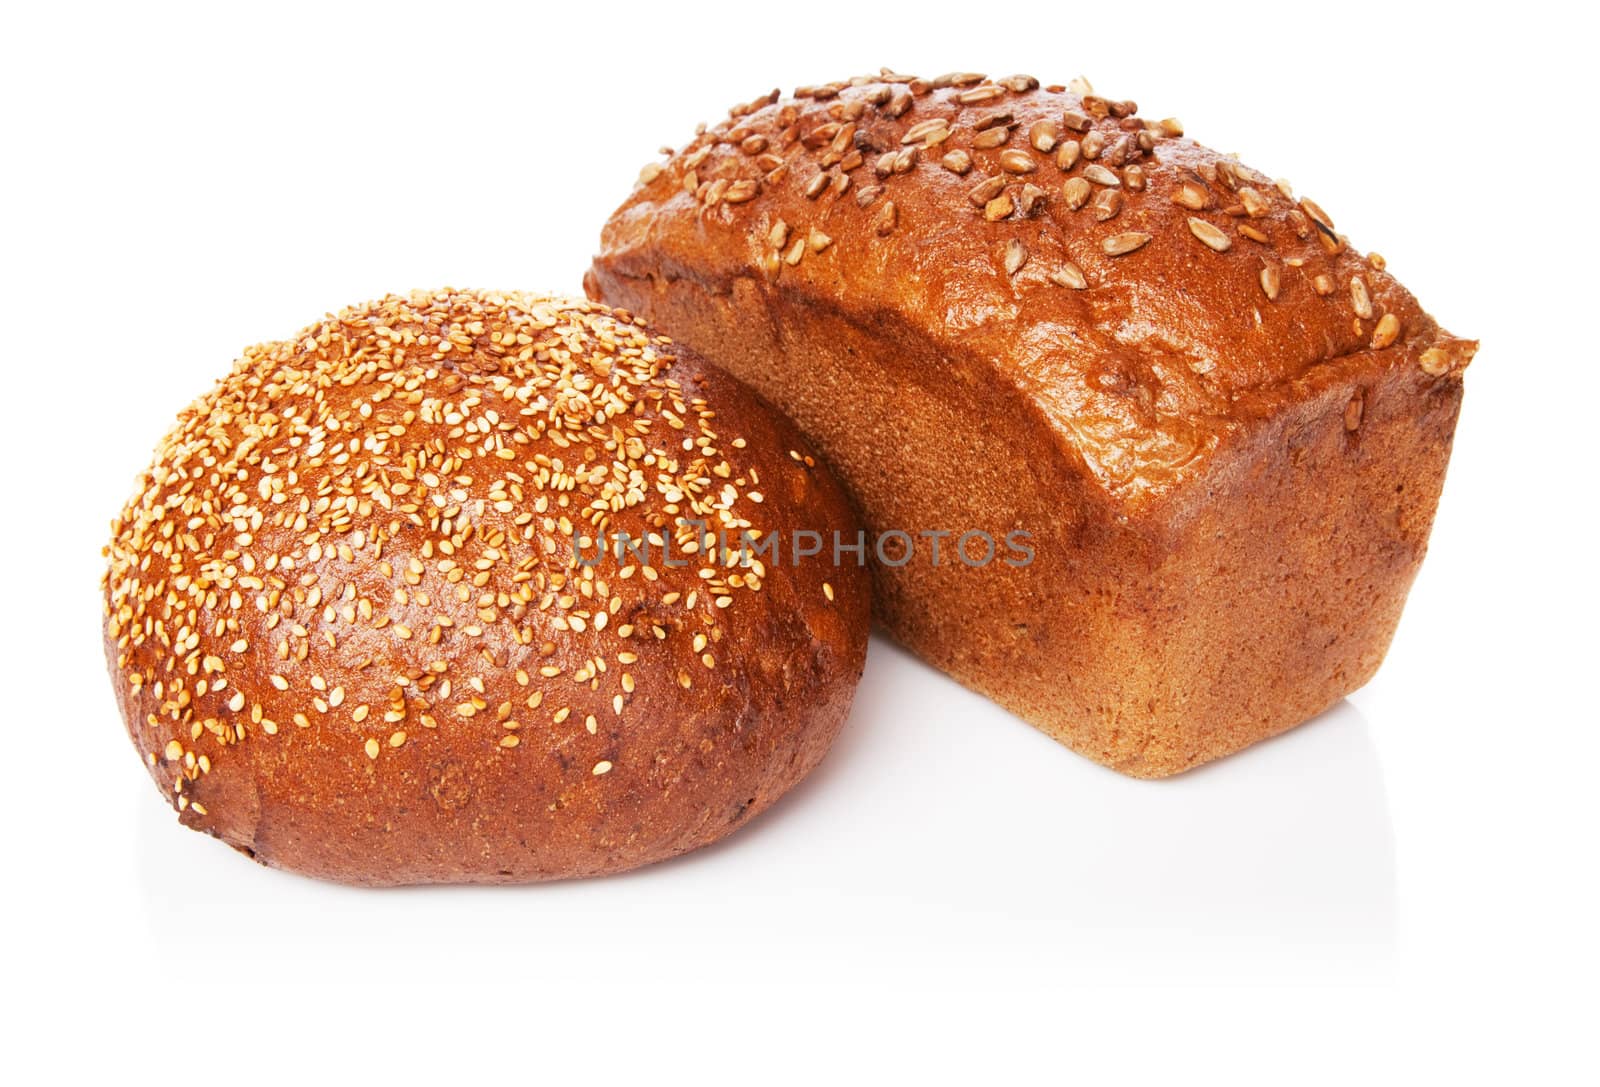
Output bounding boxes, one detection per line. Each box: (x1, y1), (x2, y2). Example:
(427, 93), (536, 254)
(588, 71), (1475, 777)
(102, 290), (869, 883)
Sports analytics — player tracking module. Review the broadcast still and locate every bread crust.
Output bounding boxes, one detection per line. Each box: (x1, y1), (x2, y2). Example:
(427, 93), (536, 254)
(589, 72), (1474, 776)
(102, 291), (869, 883)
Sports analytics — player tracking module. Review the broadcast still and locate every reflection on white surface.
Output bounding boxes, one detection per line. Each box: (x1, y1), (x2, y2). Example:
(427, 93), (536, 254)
(136, 634), (1393, 987)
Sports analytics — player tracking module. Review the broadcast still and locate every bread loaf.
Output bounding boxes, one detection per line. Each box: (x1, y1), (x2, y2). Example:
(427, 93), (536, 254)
(102, 290), (869, 883)
(588, 71), (1475, 777)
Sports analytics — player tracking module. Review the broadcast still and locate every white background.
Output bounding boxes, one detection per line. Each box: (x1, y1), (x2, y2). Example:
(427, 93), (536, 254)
(3, 2), (1594, 1081)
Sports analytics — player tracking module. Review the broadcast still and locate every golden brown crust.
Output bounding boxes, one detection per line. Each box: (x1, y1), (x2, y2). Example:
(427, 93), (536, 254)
(590, 71), (1475, 776)
(593, 71), (1475, 514)
(102, 290), (869, 883)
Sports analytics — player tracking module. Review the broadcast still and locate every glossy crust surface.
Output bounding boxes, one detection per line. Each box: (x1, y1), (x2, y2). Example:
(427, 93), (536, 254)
(589, 71), (1475, 776)
(103, 291), (869, 883)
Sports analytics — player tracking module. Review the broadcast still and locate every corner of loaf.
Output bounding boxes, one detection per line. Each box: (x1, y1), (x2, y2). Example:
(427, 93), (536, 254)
(589, 69), (1475, 776)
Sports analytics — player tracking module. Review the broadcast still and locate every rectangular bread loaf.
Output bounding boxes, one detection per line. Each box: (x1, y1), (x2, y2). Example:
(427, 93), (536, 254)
(587, 71), (1475, 777)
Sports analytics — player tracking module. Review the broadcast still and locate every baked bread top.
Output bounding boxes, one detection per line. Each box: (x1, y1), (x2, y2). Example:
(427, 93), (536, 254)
(102, 290), (868, 880)
(596, 71), (1476, 507)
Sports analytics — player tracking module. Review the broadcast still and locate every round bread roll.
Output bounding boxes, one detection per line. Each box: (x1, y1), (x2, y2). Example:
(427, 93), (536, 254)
(102, 290), (870, 885)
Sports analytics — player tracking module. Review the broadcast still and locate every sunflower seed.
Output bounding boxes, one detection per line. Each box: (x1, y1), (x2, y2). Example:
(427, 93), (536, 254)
(767, 219), (789, 249)
(1056, 141), (1081, 170)
(1172, 181), (1209, 211)
(1237, 186), (1270, 217)
(1123, 164), (1146, 191)
(1187, 217), (1231, 252)
(1062, 176), (1092, 210)
(875, 200), (898, 236)
(724, 179), (759, 204)
(958, 85), (1006, 104)
(974, 110), (1014, 132)
(983, 193), (1014, 221)
(968, 174), (1006, 206)
(1299, 197), (1336, 233)
(1083, 164), (1120, 187)
(1049, 262), (1088, 289)
(1062, 110), (1092, 133)
(1091, 188), (1122, 221)
(972, 126), (1012, 149)
(1344, 393), (1364, 431)
(999, 148), (1036, 174)
(1371, 313), (1400, 349)
(1029, 120), (1060, 153)
(1260, 264), (1281, 300)
(903, 118), (951, 145)
(1102, 232), (1151, 256)
(1018, 183), (1047, 216)
(805, 122), (841, 150)
(1238, 224), (1270, 244)
(804, 172), (829, 199)
(942, 149), (973, 175)
(1350, 277), (1373, 319)
(1003, 239), (1029, 275)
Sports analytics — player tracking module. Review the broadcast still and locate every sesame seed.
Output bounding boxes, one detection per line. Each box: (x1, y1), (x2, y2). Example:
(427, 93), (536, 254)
(592, 760), (613, 775)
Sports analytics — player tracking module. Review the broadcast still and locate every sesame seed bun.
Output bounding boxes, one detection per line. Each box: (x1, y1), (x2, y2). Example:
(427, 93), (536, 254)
(102, 290), (869, 884)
